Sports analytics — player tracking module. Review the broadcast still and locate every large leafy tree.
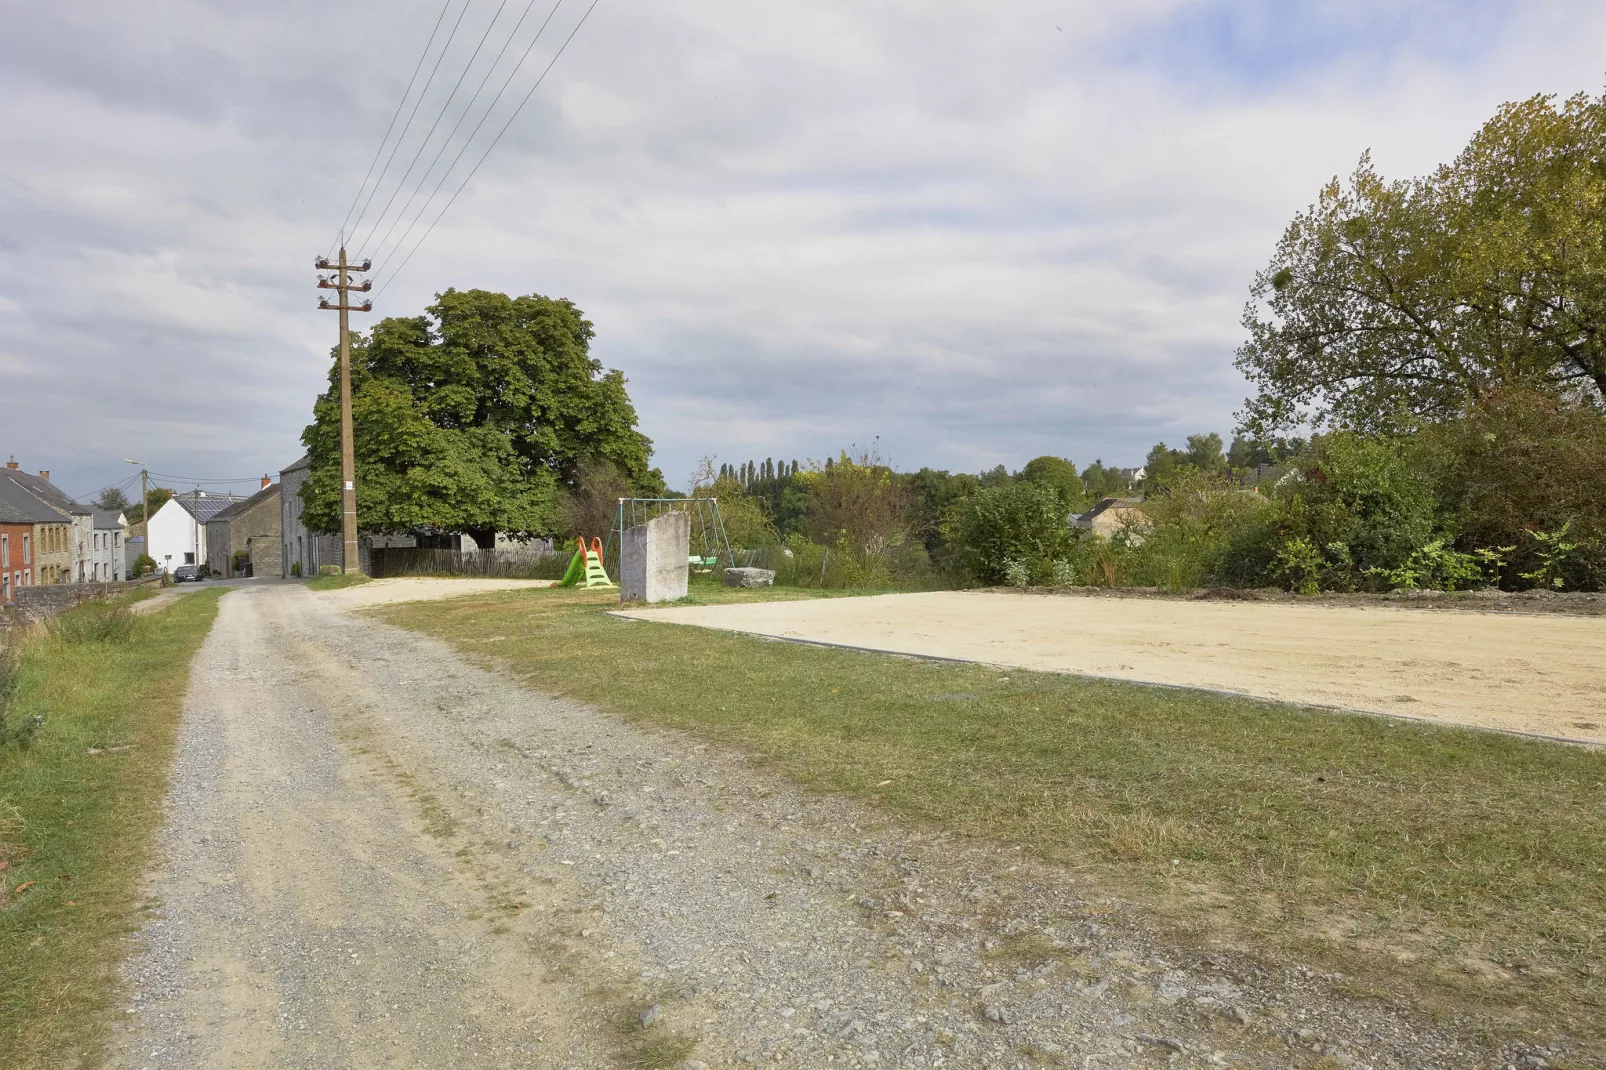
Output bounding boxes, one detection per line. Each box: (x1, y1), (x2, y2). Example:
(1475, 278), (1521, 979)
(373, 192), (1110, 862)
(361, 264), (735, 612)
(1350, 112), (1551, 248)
(1238, 92), (1606, 435)
(1018, 455), (1085, 512)
(301, 288), (658, 546)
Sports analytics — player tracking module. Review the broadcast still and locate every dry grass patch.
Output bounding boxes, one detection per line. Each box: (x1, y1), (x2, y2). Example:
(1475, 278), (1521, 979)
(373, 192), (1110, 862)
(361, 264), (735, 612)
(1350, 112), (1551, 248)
(375, 585), (1606, 1053)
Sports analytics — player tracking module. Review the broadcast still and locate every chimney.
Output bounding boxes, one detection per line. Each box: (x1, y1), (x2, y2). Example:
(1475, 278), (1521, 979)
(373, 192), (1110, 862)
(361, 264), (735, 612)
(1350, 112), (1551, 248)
(261, 474), (272, 490)
(5, 457), (16, 469)
(38, 470), (49, 481)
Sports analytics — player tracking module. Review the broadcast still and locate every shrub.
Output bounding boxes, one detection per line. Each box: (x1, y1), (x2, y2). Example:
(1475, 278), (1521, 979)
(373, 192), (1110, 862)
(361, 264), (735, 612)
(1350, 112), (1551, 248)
(131, 553), (156, 577)
(1273, 535), (1323, 595)
(1121, 471), (1277, 591)
(946, 480), (1074, 586)
(1363, 539), (1483, 591)
(290, 561), (302, 577)
(1432, 390), (1606, 590)
(795, 453), (911, 567)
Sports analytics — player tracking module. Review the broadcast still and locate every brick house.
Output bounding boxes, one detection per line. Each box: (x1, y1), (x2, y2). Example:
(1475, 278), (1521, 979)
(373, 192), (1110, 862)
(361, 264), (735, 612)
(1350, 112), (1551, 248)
(0, 474), (73, 595)
(204, 478), (282, 578)
(2, 461), (94, 581)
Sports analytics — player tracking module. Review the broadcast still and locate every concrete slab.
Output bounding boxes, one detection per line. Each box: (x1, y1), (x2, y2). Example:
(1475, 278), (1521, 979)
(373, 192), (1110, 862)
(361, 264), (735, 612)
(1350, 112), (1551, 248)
(621, 512), (689, 603)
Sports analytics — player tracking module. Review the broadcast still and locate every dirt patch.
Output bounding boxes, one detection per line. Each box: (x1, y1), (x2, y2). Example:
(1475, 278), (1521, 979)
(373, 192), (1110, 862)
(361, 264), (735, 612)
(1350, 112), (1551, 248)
(615, 590), (1606, 744)
(313, 577), (556, 608)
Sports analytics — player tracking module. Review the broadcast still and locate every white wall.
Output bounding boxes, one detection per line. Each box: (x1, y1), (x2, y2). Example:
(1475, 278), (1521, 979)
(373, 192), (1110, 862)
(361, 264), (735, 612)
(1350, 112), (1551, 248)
(146, 498), (203, 571)
(91, 525), (124, 581)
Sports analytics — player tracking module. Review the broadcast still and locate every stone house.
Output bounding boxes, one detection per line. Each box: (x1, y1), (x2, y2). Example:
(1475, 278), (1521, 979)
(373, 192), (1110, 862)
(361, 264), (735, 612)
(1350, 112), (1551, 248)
(1072, 497), (1150, 541)
(2, 460), (94, 581)
(147, 492), (241, 573)
(91, 510), (127, 582)
(205, 478), (282, 578)
(278, 455), (342, 577)
(0, 474), (73, 592)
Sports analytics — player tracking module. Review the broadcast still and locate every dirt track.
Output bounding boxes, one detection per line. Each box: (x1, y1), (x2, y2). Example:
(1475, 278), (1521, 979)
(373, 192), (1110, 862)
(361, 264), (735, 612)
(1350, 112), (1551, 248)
(616, 591), (1606, 744)
(108, 584), (1518, 1069)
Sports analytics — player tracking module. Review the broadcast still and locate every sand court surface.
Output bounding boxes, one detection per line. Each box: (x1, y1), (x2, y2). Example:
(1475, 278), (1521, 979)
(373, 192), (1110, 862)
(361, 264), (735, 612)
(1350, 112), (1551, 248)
(616, 591), (1606, 744)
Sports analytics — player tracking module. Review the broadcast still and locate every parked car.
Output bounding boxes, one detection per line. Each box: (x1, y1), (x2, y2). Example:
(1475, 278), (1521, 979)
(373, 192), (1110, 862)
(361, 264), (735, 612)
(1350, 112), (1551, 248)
(172, 564), (204, 583)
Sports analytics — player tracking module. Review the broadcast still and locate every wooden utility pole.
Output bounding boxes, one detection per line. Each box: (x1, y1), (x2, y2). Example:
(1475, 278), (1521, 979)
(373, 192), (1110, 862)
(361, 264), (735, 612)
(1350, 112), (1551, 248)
(315, 248), (373, 575)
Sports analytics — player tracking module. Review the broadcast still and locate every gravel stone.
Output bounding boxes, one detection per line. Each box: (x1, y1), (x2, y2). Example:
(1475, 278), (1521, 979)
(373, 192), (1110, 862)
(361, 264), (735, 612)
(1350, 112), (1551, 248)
(104, 584), (1554, 1069)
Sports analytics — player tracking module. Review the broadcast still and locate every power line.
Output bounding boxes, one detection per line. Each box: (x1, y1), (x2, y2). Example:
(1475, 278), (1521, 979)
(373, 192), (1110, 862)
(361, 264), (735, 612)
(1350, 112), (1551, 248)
(354, 0), (516, 258)
(364, 0), (556, 269)
(377, 0), (602, 295)
(328, 0), (457, 260)
(146, 472), (274, 484)
(344, 0), (477, 253)
(70, 471), (141, 504)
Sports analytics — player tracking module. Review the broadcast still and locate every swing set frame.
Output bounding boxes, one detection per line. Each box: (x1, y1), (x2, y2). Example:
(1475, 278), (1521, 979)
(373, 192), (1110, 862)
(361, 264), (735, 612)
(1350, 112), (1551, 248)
(605, 498), (735, 573)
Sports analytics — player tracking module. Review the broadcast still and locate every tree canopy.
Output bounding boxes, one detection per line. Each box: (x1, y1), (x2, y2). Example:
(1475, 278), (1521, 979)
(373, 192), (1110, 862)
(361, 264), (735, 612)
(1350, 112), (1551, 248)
(300, 289), (658, 543)
(1237, 92), (1606, 435)
(1018, 455), (1085, 512)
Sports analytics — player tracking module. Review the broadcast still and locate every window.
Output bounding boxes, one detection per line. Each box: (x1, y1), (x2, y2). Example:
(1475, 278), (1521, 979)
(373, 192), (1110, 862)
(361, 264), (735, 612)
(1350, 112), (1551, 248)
(1, 534), (7, 567)
(184, 552), (195, 565)
(23, 534), (30, 564)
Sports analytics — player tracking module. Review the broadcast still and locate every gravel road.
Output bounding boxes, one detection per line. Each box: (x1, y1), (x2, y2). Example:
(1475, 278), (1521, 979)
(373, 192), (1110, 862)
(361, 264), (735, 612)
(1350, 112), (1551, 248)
(109, 584), (1541, 1069)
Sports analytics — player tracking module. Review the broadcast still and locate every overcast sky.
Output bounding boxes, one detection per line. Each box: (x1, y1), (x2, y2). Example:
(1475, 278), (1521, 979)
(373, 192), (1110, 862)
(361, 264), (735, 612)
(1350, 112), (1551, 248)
(2, 0), (1603, 501)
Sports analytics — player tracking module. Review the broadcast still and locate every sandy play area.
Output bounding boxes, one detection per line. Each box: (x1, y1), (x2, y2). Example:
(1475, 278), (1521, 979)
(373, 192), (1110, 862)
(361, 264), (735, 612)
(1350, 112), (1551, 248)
(616, 591), (1606, 745)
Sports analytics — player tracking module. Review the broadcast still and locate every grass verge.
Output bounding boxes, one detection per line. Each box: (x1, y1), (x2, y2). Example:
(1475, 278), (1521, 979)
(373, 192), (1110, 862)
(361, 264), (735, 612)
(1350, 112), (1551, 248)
(374, 586), (1606, 1053)
(1, 590), (225, 1068)
(306, 571), (373, 591)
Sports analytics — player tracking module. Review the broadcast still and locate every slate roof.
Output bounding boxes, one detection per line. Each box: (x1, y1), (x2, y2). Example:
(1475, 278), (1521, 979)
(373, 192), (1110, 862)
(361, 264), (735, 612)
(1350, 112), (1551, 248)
(1072, 497), (1146, 526)
(172, 494), (245, 524)
(281, 454), (311, 475)
(0, 474), (72, 523)
(206, 483), (279, 525)
(1, 469), (91, 516)
(93, 509), (126, 530)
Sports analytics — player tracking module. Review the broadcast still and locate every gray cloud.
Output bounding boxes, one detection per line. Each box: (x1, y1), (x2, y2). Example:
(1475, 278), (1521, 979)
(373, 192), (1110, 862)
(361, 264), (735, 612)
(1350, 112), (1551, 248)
(3, 0), (1605, 502)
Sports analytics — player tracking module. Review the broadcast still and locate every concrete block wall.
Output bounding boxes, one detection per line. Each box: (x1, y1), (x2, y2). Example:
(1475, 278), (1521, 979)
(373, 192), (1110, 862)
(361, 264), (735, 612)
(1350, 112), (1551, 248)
(620, 512), (690, 603)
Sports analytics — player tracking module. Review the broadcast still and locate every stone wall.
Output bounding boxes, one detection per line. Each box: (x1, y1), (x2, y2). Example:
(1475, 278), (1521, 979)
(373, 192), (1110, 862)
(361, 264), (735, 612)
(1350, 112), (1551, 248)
(2, 578), (162, 625)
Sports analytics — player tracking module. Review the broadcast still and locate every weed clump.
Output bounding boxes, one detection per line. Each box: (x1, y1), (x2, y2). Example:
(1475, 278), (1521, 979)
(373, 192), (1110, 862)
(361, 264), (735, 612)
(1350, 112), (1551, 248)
(48, 603), (136, 645)
(0, 639), (40, 749)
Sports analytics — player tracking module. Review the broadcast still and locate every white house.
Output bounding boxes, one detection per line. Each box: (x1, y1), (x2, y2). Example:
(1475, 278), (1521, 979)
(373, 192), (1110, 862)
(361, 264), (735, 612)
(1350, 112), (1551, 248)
(146, 493), (242, 572)
(91, 510), (126, 582)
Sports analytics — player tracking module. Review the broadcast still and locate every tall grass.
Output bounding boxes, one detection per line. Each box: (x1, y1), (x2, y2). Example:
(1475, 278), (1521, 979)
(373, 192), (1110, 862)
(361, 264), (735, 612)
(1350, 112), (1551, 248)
(0, 589), (224, 1067)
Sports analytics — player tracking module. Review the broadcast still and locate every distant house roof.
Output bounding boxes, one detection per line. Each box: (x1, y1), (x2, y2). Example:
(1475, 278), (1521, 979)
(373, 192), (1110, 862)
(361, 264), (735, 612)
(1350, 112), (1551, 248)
(171, 494), (245, 524)
(206, 483), (279, 525)
(0, 475), (72, 523)
(2, 469), (91, 516)
(1072, 497), (1146, 528)
(93, 509), (126, 530)
(281, 454), (312, 475)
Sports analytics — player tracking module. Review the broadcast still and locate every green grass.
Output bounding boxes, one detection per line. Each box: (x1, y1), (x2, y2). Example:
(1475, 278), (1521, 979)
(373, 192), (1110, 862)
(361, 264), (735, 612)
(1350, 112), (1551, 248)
(1, 589), (224, 1068)
(375, 586), (1606, 1051)
(306, 571), (373, 591)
